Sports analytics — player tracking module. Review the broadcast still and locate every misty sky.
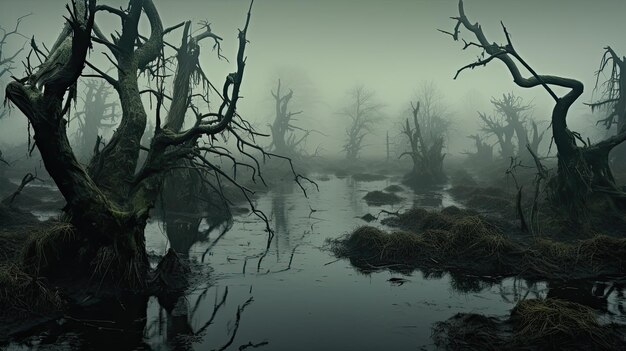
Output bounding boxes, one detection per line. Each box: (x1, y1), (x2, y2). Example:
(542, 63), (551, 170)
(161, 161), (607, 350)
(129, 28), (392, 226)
(1, 0), (625, 156)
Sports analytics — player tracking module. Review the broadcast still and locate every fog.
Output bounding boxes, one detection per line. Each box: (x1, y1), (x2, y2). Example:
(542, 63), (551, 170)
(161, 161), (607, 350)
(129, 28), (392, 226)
(1, 0), (625, 158)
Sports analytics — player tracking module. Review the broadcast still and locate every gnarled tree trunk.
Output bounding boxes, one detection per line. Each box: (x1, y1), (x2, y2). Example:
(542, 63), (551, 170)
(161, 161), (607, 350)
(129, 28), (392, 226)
(5, 0), (254, 286)
(449, 0), (626, 218)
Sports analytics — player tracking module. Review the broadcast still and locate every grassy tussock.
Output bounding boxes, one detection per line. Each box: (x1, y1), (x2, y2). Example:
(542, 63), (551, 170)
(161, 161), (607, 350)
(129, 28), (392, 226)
(362, 191), (403, 205)
(0, 264), (64, 316)
(22, 221), (78, 274)
(335, 207), (626, 279)
(434, 298), (624, 350)
(529, 236), (626, 277)
(334, 214), (518, 274)
(511, 299), (608, 346)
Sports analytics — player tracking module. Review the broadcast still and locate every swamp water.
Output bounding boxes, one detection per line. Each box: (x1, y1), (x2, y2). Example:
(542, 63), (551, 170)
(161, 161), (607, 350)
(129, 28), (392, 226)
(5, 176), (626, 350)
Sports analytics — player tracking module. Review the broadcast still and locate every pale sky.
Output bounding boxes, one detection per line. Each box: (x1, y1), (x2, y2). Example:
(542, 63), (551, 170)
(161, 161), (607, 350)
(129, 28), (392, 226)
(1, 0), (624, 156)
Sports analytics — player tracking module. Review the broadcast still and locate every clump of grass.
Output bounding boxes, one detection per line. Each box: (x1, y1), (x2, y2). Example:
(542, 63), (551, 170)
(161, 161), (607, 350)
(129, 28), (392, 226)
(339, 206), (626, 280)
(449, 216), (509, 255)
(337, 226), (423, 262)
(0, 264), (64, 316)
(381, 206), (479, 233)
(528, 235), (626, 278)
(510, 298), (624, 350)
(433, 299), (625, 350)
(22, 221), (79, 275)
(511, 299), (604, 343)
(363, 191), (403, 206)
(332, 213), (518, 275)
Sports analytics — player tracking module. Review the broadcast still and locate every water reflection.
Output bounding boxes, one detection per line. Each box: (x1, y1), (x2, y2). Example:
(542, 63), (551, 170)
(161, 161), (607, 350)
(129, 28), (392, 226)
(6, 175), (626, 350)
(412, 191), (443, 209)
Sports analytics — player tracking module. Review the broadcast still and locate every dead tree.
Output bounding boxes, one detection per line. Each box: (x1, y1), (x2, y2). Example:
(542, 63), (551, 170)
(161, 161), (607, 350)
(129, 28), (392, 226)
(477, 111), (515, 160)
(478, 94), (544, 162)
(1, 173), (37, 206)
(4, 0), (309, 286)
(0, 14), (29, 164)
(268, 79), (308, 156)
(478, 112), (515, 159)
(0, 14), (29, 88)
(340, 86), (383, 160)
(589, 47), (626, 168)
(492, 93), (531, 157)
(414, 82), (450, 147)
(445, 0), (626, 217)
(528, 119), (545, 156)
(72, 79), (118, 161)
(491, 93), (544, 160)
(400, 101), (446, 185)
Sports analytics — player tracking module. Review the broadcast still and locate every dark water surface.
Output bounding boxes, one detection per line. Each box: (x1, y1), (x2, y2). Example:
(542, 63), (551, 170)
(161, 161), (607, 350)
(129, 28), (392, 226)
(6, 176), (626, 350)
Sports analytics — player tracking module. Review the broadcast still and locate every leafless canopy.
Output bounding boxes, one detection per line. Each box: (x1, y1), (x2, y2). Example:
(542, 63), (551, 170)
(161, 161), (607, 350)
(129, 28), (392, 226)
(444, 0), (626, 216)
(340, 85), (384, 160)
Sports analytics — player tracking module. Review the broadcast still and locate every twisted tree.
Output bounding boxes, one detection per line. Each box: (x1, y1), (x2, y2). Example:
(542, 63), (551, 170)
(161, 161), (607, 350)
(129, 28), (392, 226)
(340, 86), (383, 161)
(268, 79), (308, 156)
(3, 0), (299, 286)
(589, 47), (626, 169)
(400, 101), (446, 185)
(445, 0), (626, 217)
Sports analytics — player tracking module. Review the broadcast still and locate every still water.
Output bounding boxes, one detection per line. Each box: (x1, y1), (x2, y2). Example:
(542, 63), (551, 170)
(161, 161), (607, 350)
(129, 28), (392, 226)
(7, 175), (626, 350)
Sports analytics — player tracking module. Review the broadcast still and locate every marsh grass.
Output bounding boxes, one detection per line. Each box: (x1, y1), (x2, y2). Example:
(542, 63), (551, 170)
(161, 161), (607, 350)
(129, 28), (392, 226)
(362, 191), (403, 206)
(333, 207), (626, 280)
(433, 298), (625, 350)
(0, 263), (64, 316)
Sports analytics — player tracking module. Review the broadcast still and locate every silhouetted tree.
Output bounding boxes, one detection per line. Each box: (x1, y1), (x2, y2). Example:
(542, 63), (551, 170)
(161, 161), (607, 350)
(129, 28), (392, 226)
(268, 79), (309, 156)
(589, 47), (626, 170)
(477, 111), (515, 160)
(478, 93), (544, 162)
(400, 101), (446, 185)
(340, 86), (383, 160)
(4, 0), (290, 286)
(72, 79), (118, 161)
(0, 14), (29, 165)
(491, 93), (544, 160)
(446, 0), (626, 217)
